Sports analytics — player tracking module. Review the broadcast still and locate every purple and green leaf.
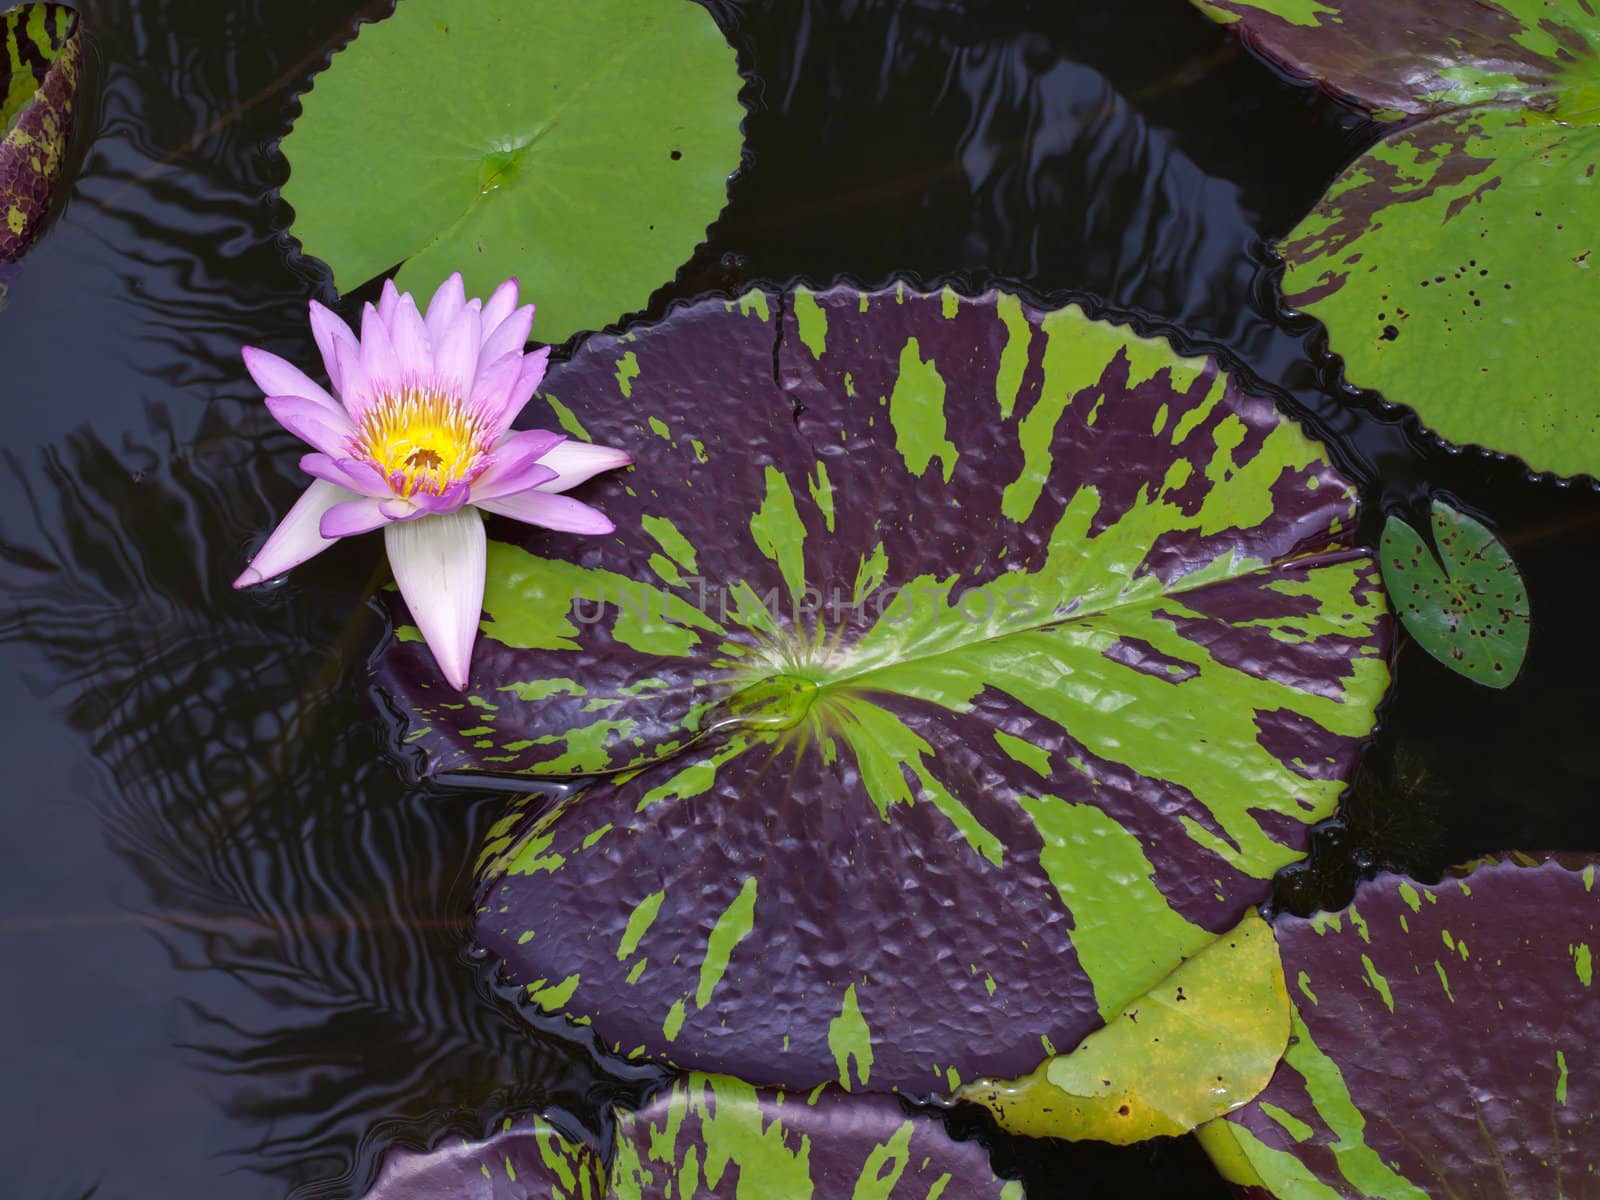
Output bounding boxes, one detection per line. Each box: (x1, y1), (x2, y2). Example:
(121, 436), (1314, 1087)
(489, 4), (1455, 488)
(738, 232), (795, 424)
(1190, 0), (1600, 119)
(1380, 499), (1528, 688)
(611, 1073), (1019, 1199)
(376, 285), (1391, 1092)
(360, 1076), (1019, 1200)
(361, 1114), (604, 1200)
(0, 2), (80, 261)
(1192, 0), (1600, 479)
(1203, 855), (1600, 1197)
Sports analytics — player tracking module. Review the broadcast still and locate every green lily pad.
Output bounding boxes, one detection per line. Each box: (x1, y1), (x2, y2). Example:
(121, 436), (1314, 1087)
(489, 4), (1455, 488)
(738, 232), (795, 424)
(281, 0), (744, 342)
(1202, 855), (1600, 1198)
(0, 3), (81, 261)
(1282, 107), (1600, 480)
(375, 285), (1392, 1093)
(956, 911), (1290, 1145)
(1380, 499), (1529, 687)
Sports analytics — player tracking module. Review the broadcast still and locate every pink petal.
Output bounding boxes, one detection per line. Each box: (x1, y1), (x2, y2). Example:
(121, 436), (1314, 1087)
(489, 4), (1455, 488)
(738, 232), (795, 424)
(241, 347), (342, 417)
(469, 429), (564, 501)
(299, 452), (391, 498)
(533, 440), (633, 493)
(320, 497), (393, 538)
(389, 293), (432, 378)
(233, 479), (355, 587)
(377, 278), (401, 325)
(385, 508), (487, 692)
(359, 301), (402, 388)
(469, 350), (523, 427)
(307, 301), (359, 395)
(265, 394), (356, 458)
(478, 303), (535, 369)
(409, 479), (473, 514)
(486, 346), (552, 439)
(336, 338), (375, 418)
(424, 272), (466, 346)
(434, 304), (482, 399)
(480, 277), (520, 338)
(477, 490), (615, 535)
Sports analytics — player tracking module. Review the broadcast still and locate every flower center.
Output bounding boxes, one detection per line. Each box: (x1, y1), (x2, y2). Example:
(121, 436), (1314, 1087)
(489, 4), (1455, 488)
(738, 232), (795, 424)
(354, 382), (491, 497)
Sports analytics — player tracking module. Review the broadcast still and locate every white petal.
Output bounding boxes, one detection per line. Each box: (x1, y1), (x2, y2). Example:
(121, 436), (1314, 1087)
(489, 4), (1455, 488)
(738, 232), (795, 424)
(384, 509), (486, 692)
(477, 490), (615, 534)
(534, 441), (634, 493)
(233, 480), (357, 587)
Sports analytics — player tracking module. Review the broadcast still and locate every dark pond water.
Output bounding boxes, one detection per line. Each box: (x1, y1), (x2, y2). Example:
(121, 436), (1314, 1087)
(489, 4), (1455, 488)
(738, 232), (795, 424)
(4, 1), (1600, 1197)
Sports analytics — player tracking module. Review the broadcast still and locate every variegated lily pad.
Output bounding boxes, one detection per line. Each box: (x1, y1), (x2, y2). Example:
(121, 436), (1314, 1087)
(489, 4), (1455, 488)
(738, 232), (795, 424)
(1194, 0), (1600, 479)
(1191, 0), (1600, 119)
(375, 285), (1392, 1092)
(1, 2), (81, 260)
(359, 1076), (1019, 1200)
(611, 1074), (1018, 1199)
(1203, 855), (1600, 1197)
(362, 1115), (604, 1200)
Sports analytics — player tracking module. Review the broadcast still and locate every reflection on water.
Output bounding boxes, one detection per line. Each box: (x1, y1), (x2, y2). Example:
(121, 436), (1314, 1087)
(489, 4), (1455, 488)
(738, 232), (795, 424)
(4, 1), (1600, 1198)
(0, 417), (659, 1198)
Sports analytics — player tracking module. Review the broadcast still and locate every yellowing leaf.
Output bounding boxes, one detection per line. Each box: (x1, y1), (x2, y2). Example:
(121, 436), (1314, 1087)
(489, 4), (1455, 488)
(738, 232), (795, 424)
(956, 911), (1289, 1143)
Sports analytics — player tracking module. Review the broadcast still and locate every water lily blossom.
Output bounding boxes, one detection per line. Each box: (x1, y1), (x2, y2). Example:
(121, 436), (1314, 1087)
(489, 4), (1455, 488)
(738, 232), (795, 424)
(234, 273), (630, 690)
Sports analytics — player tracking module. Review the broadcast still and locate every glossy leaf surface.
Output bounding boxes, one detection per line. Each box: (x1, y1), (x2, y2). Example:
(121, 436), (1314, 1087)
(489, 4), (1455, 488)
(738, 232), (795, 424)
(359, 1077), (1018, 1200)
(1190, 0), (1600, 118)
(1211, 856), (1600, 1197)
(1281, 108), (1600, 480)
(1380, 499), (1528, 687)
(612, 1073), (1020, 1199)
(1195, 0), (1600, 479)
(0, 3), (80, 261)
(281, 0), (744, 341)
(376, 285), (1391, 1091)
(957, 911), (1290, 1144)
(362, 1115), (604, 1200)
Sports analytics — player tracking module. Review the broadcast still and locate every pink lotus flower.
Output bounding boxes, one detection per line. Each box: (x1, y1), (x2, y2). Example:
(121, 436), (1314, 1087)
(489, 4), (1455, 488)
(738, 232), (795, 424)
(234, 273), (629, 690)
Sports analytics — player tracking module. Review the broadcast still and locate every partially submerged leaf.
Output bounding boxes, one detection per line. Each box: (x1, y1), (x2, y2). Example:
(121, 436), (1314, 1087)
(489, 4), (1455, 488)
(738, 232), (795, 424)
(362, 1115), (604, 1200)
(377, 285), (1392, 1092)
(0, 3), (81, 261)
(281, 0), (745, 341)
(1207, 855), (1600, 1197)
(1380, 499), (1528, 687)
(359, 1077), (1019, 1200)
(611, 1074), (1020, 1199)
(956, 911), (1289, 1144)
(1190, 0), (1600, 119)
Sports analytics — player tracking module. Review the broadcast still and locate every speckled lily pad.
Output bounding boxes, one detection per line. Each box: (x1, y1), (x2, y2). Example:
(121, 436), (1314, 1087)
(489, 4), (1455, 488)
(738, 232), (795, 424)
(1380, 498), (1529, 687)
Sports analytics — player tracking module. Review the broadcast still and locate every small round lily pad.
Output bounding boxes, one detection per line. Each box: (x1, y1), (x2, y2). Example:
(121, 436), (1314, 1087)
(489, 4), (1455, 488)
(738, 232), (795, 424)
(1380, 498), (1529, 687)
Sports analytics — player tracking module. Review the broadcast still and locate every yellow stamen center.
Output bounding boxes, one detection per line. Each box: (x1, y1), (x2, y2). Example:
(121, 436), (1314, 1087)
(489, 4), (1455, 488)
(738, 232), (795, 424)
(355, 382), (491, 497)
